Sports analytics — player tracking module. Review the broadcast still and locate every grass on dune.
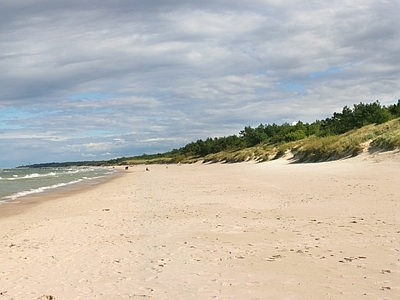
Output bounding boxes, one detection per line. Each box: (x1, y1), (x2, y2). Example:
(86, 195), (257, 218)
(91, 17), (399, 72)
(201, 118), (400, 164)
(119, 118), (400, 165)
(290, 118), (400, 162)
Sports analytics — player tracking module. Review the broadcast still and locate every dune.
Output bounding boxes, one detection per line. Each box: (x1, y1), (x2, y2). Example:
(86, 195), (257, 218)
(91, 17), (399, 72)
(0, 151), (399, 299)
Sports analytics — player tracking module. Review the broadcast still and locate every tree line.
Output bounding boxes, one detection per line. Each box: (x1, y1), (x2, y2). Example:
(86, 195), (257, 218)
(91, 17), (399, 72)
(170, 100), (400, 158)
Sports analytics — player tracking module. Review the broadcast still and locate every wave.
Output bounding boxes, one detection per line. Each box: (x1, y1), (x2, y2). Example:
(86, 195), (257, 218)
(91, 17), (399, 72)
(1, 172), (58, 181)
(0, 167), (117, 201)
(2, 179), (85, 200)
(0, 168), (107, 181)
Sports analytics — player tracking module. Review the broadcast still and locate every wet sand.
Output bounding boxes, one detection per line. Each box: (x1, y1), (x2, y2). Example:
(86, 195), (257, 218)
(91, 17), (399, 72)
(0, 152), (399, 299)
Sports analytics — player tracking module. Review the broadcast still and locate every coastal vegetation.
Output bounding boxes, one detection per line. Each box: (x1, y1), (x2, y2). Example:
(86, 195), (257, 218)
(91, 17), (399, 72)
(26, 100), (400, 168)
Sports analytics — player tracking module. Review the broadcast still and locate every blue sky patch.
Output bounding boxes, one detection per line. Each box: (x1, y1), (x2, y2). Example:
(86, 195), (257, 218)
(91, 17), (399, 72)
(275, 80), (307, 96)
(309, 66), (343, 79)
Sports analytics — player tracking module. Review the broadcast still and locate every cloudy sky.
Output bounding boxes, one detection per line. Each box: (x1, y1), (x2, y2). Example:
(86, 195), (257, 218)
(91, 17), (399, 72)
(1, 0), (399, 167)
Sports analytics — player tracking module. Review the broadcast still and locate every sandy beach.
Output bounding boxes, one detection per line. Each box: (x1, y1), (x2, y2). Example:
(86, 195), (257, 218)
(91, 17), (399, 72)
(0, 152), (399, 299)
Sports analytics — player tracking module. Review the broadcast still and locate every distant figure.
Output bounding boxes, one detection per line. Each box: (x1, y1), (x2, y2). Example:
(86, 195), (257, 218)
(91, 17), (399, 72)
(125, 166), (129, 170)
(146, 167), (149, 171)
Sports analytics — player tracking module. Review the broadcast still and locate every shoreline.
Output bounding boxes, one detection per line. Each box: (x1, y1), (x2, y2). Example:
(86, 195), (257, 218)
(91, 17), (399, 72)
(0, 156), (399, 299)
(0, 168), (124, 219)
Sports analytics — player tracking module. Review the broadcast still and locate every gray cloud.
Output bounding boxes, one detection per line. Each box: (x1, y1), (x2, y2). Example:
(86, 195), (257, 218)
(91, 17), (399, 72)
(0, 0), (399, 166)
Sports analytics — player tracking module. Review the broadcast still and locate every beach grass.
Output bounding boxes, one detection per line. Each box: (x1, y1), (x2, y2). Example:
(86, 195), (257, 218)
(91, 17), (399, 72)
(199, 118), (400, 164)
(102, 118), (400, 166)
(293, 118), (400, 162)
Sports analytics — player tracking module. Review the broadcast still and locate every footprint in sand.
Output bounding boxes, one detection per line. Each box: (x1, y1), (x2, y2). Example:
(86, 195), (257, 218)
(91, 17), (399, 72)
(37, 295), (57, 300)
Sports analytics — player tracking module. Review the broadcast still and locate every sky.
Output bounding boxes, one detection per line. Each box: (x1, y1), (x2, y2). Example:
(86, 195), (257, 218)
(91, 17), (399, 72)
(0, 0), (399, 167)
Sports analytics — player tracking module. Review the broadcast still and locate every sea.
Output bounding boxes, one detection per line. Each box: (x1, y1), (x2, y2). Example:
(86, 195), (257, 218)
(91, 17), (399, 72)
(0, 167), (117, 203)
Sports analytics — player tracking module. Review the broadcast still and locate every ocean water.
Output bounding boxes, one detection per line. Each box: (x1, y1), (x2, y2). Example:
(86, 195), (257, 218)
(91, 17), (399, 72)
(0, 167), (117, 202)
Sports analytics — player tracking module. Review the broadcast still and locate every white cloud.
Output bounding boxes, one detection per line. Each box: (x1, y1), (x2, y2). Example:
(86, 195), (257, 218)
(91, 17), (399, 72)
(0, 0), (399, 166)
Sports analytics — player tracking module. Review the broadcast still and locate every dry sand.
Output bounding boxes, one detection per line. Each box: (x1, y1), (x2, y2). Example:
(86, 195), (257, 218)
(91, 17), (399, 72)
(0, 152), (399, 299)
